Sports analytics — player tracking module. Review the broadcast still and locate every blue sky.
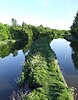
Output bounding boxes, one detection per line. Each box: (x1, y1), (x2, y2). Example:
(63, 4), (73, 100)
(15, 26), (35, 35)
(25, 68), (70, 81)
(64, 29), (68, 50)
(0, 0), (78, 30)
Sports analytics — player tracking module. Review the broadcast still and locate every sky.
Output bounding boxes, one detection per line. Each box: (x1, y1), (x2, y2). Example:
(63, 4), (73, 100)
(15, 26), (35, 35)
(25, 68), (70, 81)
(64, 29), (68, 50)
(0, 0), (78, 30)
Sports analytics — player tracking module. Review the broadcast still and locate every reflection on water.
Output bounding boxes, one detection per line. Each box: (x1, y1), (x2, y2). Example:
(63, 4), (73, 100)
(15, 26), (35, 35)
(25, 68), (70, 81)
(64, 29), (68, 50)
(0, 41), (27, 58)
(50, 38), (78, 99)
(1, 38), (78, 99)
(0, 41), (29, 100)
(70, 42), (78, 70)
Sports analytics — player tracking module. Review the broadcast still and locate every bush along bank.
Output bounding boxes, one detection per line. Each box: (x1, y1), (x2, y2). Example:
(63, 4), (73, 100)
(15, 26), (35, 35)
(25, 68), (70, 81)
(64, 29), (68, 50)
(19, 37), (73, 100)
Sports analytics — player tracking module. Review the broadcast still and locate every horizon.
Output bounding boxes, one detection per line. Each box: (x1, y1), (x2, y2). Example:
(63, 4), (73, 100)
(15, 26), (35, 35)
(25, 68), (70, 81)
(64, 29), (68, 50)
(0, 0), (78, 30)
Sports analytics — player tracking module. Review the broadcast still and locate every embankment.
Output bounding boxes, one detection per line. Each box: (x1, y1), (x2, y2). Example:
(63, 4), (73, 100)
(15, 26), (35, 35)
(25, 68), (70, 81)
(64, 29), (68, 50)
(64, 35), (78, 42)
(20, 37), (73, 100)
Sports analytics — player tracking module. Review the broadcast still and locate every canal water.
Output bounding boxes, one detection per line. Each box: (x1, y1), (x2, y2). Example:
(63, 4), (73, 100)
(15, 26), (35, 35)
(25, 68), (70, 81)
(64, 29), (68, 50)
(0, 41), (28, 100)
(0, 38), (78, 99)
(50, 38), (78, 99)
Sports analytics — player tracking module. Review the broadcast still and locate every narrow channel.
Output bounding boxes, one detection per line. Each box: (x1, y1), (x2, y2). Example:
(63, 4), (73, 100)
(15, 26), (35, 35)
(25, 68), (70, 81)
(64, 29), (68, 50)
(50, 38), (78, 99)
(0, 41), (28, 100)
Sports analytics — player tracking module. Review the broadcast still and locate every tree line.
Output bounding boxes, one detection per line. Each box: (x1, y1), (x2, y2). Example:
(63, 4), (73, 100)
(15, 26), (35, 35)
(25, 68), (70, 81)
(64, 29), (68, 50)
(0, 10), (78, 42)
(70, 11), (78, 38)
(0, 18), (69, 41)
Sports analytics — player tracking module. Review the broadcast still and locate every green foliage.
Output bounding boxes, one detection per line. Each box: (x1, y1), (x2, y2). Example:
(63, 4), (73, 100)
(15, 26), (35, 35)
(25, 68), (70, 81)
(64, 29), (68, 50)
(0, 22), (27, 41)
(0, 18), (72, 100)
(0, 23), (10, 40)
(22, 22), (40, 41)
(0, 40), (27, 58)
(10, 26), (28, 40)
(70, 42), (78, 69)
(0, 18), (67, 41)
(20, 37), (73, 100)
(0, 19), (28, 41)
(70, 11), (78, 38)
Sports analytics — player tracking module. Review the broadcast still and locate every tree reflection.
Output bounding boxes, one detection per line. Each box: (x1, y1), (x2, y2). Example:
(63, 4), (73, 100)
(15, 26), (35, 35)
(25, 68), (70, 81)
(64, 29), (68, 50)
(0, 40), (28, 58)
(70, 42), (78, 69)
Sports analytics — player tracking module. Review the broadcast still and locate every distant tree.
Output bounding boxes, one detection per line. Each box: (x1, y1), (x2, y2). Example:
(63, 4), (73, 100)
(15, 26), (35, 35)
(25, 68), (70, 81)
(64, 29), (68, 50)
(11, 18), (17, 27)
(70, 11), (78, 38)
(22, 22), (28, 32)
(22, 21), (25, 29)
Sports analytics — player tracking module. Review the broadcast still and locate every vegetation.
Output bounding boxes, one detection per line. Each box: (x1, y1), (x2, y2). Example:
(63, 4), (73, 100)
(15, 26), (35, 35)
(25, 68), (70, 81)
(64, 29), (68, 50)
(64, 11), (78, 42)
(18, 37), (73, 100)
(0, 40), (27, 58)
(0, 19), (68, 42)
(0, 19), (74, 99)
(0, 19), (28, 41)
(0, 23), (10, 40)
(70, 11), (78, 38)
(70, 42), (78, 69)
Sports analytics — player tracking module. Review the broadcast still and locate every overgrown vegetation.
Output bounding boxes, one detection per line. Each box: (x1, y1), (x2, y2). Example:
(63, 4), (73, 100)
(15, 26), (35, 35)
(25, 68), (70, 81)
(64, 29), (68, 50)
(0, 40), (27, 58)
(70, 11), (78, 38)
(18, 37), (73, 100)
(0, 18), (68, 42)
(0, 19), (74, 99)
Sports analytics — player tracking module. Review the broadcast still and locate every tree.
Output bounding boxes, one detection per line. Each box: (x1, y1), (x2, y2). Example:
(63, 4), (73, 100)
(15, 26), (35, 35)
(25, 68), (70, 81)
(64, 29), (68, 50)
(11, 18), (17, 27)
(70, 11), (78, 38)
(0, 23), (10, 40)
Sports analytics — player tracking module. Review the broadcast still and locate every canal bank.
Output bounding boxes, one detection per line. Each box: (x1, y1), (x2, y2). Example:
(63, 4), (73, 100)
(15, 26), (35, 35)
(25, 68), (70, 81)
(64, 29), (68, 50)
(19, 37), (73, 100)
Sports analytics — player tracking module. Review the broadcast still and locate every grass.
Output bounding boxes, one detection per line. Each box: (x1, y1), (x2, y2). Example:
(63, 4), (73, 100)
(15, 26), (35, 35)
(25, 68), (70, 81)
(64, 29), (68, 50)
(19, 37), (73, 100)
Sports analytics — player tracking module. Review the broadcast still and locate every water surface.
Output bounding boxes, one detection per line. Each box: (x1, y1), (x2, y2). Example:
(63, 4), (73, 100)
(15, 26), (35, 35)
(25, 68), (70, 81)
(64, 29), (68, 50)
(0, 41), (27, 100)
(1, 38), (78, 99)
(50, 38), (78, 97)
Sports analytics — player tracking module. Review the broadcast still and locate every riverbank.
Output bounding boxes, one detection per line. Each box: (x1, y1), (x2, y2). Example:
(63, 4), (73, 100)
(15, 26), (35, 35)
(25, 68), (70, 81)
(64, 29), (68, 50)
(19, 37), (73, 100)
(64, 35), (78, 42)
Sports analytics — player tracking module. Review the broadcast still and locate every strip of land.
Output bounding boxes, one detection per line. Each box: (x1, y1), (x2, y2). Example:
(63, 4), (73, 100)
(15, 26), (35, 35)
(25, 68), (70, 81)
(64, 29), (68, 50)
(20, 37), (73, 100)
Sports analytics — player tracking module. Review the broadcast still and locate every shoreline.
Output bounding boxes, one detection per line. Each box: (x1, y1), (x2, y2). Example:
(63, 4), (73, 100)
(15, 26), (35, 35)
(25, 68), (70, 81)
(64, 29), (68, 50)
(19, 37), (74, 100)
(64, 35), (78, 42)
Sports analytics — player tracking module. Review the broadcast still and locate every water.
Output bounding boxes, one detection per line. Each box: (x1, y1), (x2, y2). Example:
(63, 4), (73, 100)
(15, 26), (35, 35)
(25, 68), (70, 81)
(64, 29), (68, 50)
(0, 41), (28, 100)
(50, 38), (78, 99)
(1, 38), (78, 99)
